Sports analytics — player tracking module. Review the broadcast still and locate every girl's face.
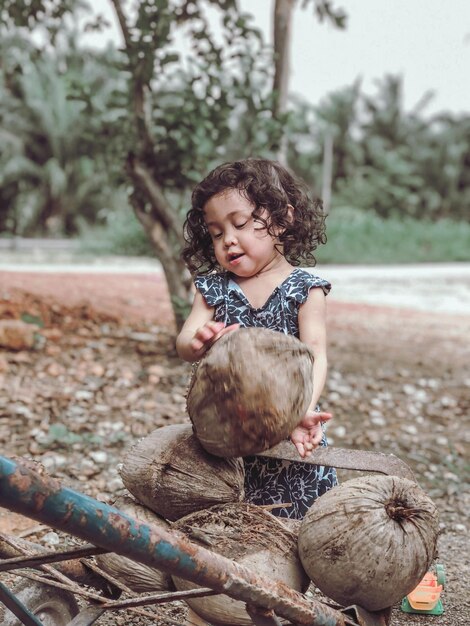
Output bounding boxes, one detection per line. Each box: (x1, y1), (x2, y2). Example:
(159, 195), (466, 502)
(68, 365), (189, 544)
(203, 188), (284, 277)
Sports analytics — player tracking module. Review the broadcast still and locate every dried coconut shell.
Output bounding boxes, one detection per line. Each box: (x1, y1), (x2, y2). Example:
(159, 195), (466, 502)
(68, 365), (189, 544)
(95, 496), (174, 592)
(298, 475), (440, 610)
(120, 424), (245, 521)
(172, 503), (309, 626)
(187, 328), (314, 457)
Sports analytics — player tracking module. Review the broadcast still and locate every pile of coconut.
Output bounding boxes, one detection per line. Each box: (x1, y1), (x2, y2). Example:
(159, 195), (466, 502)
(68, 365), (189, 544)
(96, 327), (439, 620)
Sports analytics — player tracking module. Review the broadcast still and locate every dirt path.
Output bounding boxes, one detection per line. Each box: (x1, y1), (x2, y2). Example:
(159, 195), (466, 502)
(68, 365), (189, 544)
(0, 271), (469, 625)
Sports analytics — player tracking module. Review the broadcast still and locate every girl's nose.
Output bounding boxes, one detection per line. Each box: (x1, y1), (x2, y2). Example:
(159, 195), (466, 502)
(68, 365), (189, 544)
(223, 232), (237, 247)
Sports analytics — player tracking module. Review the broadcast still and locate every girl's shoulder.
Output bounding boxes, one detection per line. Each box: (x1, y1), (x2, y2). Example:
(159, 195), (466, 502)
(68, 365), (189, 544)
(194, 272), (229, 306)
(282, 268), (331, 304)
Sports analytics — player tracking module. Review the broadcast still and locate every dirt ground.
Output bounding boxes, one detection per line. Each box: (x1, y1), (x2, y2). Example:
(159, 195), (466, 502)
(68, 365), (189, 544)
(0, 270), (469, 625)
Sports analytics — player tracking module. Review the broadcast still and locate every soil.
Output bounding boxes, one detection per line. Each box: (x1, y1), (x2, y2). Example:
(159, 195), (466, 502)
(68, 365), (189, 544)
(0, 270), (469, 625)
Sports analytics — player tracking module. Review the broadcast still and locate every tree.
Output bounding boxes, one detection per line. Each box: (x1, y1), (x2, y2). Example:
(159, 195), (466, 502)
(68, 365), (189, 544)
(1, 0), (283, 329)
(271, 0), (347, 163)
(0, 33), (124, 234)
(113, 0), (283, 328)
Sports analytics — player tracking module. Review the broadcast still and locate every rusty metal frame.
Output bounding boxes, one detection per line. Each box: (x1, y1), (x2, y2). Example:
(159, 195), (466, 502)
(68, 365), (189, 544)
(262, 442), (416, 481)
(0, 454), (392, 626)
(0, 582), (44, 626)
(0, 544), (107, 572)
(0, 455), (350, 626)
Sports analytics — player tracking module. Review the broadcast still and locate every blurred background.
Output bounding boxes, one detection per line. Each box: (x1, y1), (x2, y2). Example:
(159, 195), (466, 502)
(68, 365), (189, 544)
(0, 0), (469, 325)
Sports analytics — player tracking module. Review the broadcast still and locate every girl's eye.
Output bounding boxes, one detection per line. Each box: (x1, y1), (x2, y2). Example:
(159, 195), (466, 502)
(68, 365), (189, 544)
(212, 232), (222, 240)
(235, 221), (247, 230)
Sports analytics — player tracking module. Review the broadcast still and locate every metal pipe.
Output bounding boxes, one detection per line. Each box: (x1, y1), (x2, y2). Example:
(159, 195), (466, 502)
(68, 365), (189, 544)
(0, 544), (107, 572)
(0, 455), (347, 626)
(263, 443), (416, 481)
(0, 535), (119, 596)
(0, 582), (44, 626)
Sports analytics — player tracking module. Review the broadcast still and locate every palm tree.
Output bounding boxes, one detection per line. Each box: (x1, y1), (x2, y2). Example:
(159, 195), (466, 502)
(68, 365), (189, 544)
(0, 35), (123, 234)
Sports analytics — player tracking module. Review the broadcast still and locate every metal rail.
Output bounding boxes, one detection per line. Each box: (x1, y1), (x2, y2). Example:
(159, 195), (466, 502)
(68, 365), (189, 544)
(262, 442), (416, 481)
(0, 455), (355, 626)
(0, 454), (393, 626)
(0, 544), (107, 572)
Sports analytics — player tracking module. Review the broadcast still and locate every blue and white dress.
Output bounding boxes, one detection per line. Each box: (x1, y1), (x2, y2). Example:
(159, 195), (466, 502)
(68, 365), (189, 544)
(194, 268), (338, 519)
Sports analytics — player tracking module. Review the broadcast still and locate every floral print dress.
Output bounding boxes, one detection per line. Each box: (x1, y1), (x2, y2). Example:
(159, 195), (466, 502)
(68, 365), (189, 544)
(194, 268), (338, 519)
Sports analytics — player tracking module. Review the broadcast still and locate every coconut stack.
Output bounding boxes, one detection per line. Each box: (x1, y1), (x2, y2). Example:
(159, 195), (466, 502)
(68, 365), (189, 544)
(187, 327), (314, 457)
(172, 503), (309, 626)
(298, 475), (440, 611)
(119, 423), (245, 521)
(95, 495), (174, 593)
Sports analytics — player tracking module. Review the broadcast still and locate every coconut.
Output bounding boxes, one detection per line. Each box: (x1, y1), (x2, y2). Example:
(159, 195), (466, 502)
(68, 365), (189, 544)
(172, 503), (309, 626)
(95, 496), (174, 592)
(187, 327), (314, 457)
(298, 475), (439, 611)
(119, 424), (245, 521)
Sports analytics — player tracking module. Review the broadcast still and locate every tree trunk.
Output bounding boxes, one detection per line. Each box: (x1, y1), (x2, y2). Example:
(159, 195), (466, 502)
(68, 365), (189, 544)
(321, 131), (333, 216)
(111, 0), (193, 330)
(135, 213), (192, 332)
(272, 0), (295, 165)
(126, 155), (192, 332)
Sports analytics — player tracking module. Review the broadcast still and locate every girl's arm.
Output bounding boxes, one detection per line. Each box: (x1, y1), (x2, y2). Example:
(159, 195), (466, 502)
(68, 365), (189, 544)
(290, 287), (332, 457)
(176, 291), (217, 362)
(298, 287), (328, 411)
(176, 291), (238, 362)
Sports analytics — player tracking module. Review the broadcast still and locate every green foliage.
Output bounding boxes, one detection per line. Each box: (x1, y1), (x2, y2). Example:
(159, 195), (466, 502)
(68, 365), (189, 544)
(146, 49), (281, 189)
(43, 422), (127, 449)
(0, 0), (284, 239)
(44, 423), (107, 449)
(20, 313), (44, 327)
(286, 76), (470, 222)
(316, 207), (470, 264)
(0, 0), (81, 28)
(1, 1), (469, 246)
(300, 0), (347, 28)
(127, 1), (281, 189)
(80, 197), (155, 257)
(171, 295), (193, 325)
(46, 423), (86, 447)
(82, 201), (470, 265)
(0, 31), (128, 234)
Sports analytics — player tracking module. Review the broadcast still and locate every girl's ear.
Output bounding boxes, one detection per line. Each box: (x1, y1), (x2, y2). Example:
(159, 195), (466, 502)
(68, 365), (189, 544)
(286, 204), (295, 224)
(273, 204), (295, 238)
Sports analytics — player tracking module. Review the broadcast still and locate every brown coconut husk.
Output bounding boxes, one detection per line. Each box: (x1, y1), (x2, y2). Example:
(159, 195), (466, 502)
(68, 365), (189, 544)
(95, 496), (174, 593)
(172, 503), (309, 626)
(187, 328), (314, 457)
(119, 424), (245, 521)
(298, 475), (440, 611)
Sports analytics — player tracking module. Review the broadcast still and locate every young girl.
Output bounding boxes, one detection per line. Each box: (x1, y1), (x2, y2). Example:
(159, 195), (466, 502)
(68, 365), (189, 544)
(177, 158), (337, 521)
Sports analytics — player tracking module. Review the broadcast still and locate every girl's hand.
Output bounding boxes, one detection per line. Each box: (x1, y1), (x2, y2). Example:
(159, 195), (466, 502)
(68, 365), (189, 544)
(290, 411), (333, 458)
(190, 321), (239, 357)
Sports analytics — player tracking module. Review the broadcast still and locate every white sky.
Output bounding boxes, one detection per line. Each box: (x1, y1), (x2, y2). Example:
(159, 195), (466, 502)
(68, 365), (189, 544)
(86, 0), (470, 116)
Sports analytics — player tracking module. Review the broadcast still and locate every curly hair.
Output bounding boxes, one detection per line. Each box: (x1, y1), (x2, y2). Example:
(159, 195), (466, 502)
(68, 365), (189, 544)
(182, 158), (327, 274)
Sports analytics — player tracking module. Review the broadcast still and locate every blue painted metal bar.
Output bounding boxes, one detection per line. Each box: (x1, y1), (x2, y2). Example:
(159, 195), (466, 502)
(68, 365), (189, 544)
(0, 455), (347, 626)
(0, 581), (44, 626)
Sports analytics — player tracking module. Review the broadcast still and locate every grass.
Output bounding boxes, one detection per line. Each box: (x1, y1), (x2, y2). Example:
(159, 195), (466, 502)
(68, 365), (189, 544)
(316, 208), (470, 264)
(80, 205), (470, 265)
(80, 209), (155, 258)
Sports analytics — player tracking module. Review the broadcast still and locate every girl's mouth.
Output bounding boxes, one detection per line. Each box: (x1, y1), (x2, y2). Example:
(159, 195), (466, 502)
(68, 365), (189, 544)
(228, 253), (244, 266)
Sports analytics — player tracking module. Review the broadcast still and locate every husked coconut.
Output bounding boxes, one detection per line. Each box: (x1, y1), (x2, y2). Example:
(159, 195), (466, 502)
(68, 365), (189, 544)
(120, 424), (245, 521)
(187, 328), (314, 457)
(95, 496), (174, 592)
(172, 503), (309, 626)
(298, 475), (439, 611)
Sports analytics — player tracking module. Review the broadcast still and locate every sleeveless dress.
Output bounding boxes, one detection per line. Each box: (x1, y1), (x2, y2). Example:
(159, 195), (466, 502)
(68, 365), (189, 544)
(194, 268), (338, 520)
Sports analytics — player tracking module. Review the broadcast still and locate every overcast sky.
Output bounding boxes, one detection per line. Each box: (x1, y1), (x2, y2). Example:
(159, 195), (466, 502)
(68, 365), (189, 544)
(88, 0), (470, 117)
